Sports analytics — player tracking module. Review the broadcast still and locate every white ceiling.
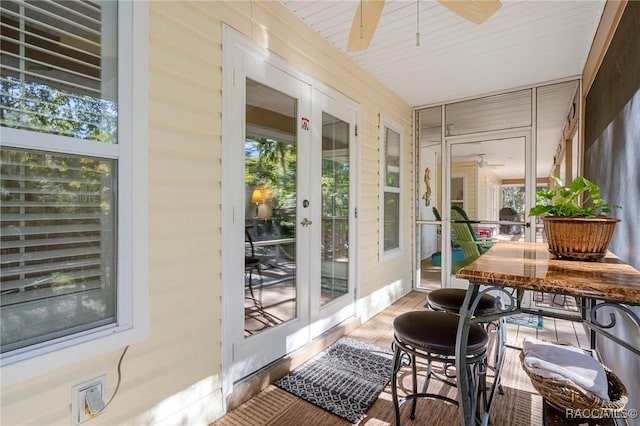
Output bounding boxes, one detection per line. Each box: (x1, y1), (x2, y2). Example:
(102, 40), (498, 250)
(280, 0), (605, 107)
(280, 1), (602, 180)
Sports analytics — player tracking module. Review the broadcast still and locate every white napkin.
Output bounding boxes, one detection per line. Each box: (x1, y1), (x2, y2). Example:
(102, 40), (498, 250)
(522, 336), (610, 401)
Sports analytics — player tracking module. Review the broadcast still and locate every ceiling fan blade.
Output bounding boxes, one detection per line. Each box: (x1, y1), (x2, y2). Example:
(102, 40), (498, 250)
(438, 0), (502, 24)
(347, 0), (385, 52)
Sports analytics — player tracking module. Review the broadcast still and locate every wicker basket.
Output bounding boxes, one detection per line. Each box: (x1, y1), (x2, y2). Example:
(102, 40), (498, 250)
(543, 216), (620, 261)
(519, 351), (628, 413)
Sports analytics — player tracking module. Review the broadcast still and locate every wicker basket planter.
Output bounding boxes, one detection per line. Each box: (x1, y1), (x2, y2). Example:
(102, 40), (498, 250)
(543, 216), (620, 261)
(520, 351), (628, 414)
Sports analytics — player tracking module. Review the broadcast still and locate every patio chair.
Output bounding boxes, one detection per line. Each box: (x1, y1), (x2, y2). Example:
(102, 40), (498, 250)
(432, 206), (442, 221)
(450, 207), (486, 273)
(430, 207), (465, 267)
(451, 206), (494, 254)
(245, 226), (263, 307)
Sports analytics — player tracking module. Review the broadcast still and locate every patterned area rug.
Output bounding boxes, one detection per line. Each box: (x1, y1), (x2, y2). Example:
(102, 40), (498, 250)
(274, 336), (393, 424)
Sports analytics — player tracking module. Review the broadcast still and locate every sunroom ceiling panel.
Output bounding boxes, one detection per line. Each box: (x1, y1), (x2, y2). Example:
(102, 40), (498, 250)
(281, 0), (605, 107)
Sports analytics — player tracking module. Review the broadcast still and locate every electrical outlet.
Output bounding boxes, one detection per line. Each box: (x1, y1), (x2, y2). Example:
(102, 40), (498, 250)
(71, 375), (106, 426)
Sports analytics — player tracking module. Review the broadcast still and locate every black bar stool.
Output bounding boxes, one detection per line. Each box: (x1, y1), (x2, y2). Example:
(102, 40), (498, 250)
(391, 310), (488, 425)
(427, 288), (499, 317)
(427, 288), (506, 397)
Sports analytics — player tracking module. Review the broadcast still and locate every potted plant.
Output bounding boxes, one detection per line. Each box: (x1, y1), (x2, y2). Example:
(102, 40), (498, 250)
(529, 176), (621, 260)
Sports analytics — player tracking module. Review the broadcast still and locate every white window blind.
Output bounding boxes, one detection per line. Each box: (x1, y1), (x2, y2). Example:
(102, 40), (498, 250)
(1, 148), (116, 353)
(1, 0), (117, 141)
(1, 0), (102, 95)
(1, 0), (119, 356)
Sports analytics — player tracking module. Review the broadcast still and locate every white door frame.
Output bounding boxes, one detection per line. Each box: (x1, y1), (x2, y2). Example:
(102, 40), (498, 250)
(442, 128), (534, 289)
(308, 87), (359, 339)
(221, 26), (361, 402)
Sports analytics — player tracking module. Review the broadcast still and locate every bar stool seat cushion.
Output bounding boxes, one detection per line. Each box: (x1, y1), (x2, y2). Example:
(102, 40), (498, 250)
(394, 311), (488, 356)
(428, 288), (499, 316)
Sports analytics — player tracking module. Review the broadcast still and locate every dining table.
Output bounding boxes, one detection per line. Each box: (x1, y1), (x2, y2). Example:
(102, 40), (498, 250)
(453, 240), (640, 426)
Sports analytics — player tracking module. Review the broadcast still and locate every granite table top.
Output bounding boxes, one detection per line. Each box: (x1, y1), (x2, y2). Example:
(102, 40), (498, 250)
(456, 241), (640, 304)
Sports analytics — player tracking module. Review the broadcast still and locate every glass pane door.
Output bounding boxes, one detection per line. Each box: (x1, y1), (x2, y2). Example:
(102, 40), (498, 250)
(447, 135), (529, 289)
(309, 90), (357, 339)
(416, 106), (443, 291)
(227, 56), (312, 381)
(320, 112), (350, 306)
(244, 79), (298, 336)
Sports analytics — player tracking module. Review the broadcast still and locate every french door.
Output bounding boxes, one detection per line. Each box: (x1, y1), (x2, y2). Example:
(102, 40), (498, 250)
(222, 30), (358, 385)
(308, 89), (359, 338)
(443, 130), (535, 290)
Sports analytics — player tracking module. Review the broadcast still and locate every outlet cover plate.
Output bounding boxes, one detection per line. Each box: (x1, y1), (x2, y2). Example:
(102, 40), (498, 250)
(71, 375), (106, 426)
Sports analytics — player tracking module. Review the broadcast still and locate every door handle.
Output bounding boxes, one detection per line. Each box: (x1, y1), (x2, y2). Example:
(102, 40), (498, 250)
(300, 218), (312, 227)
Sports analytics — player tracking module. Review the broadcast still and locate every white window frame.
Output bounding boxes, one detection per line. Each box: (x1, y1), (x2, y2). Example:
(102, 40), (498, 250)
(0, 0), (149, 385)
(379, 115), (404, 258)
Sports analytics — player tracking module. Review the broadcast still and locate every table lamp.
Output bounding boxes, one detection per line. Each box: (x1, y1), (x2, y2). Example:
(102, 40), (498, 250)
(251, 188), (264, 217)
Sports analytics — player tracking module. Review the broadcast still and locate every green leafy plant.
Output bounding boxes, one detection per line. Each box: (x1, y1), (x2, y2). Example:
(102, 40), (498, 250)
(528, 176), (621, 218)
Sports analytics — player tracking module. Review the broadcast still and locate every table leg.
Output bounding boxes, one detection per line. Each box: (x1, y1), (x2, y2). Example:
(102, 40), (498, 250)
(456, 284), (480, 426)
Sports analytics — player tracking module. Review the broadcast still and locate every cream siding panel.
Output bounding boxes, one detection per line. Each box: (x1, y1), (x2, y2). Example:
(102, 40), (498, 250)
(150, 110), (215, 140)
(149, 68), (218, 101)
(149, 124), (222, 156)
(196, 1), (252, 38)
(149, 153), (219, 184)
(149, 70), (220, 111)
(0, 1), (411, 425)
(146, 1), (224, 423)
(148, 44), (218, 91)
(149, 264), (221, 303)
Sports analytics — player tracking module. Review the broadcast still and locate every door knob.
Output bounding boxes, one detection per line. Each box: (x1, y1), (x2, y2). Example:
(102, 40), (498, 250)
(300, 218), (312, 227)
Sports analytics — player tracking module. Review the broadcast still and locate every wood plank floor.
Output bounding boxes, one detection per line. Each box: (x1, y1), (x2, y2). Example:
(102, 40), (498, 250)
(214, 291), (590, 426)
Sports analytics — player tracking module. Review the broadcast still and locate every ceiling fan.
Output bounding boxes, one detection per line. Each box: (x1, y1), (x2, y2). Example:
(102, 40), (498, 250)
(347, 0), (502, 52)
(477, 154), (504, 168)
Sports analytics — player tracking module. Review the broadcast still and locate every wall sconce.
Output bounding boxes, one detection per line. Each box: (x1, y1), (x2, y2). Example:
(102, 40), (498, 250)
(251, 188), (264, 217)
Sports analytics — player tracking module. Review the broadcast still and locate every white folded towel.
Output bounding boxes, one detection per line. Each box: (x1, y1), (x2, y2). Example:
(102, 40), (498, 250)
(522, 336), (610, 401)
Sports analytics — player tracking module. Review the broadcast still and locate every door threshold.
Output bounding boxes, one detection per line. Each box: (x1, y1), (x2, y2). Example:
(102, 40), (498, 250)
(226, 317), (361, 411)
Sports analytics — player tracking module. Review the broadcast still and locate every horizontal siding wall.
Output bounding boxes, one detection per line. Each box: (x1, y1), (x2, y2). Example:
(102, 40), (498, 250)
(0, 1), (412, 425)
(140, 1), (224, 424)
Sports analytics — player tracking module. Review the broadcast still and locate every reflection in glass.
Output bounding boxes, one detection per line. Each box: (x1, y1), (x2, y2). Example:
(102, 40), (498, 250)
(417, 107), (442, 290)
(321, 112), (349, 306)
(1, 148), (116, 352)
(244, 79), (297, 337)
(448, 139), (526, 276)
(384, 192), (400, 250)
(417, 107), (441, 222)
(384, 128), (401, 188)
(383, 126), (401, 251)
